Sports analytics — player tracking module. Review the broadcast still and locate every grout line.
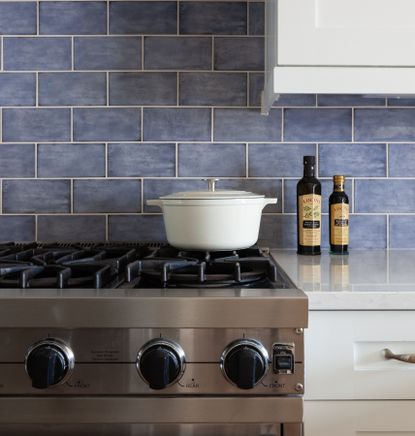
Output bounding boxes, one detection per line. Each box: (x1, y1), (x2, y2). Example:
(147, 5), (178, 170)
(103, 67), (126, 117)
(211, 36), (215, 71)
(34, 144), (38, 178)
(280, 108), (284, 141)
(70, 107), (74, 142)
(351, 107), (355, 143)
(245, 143), (249, 177)
(246, 72), (250, 106)
(140, 107), (144, 141)
(35, 72), (39, 107)
(70, 179), (74, 214)
(386, 213), (390, 249)
(107, 0), (110, 35)
(0, 108), (2, 143)
(315, 143), (319, 176)
(281, 179), (284, 213)
(140, 178), (144, 213)
(34, 215), (38, 241)
(141, 37), (145, 70)
(246, 1), (250, 35)
(106, 72), (110, 106)
(210, 107), (214, 142)
(104, 143), (108, 178)
(0, 179), (2, 214)
(386, 143), (389, 178)
(105, 215), (109, 242)
(176, 72), (180, 106)
(71, 37), (74, 71)
(175, 143), (179, 177)
(36, 0), (40, 35)
(0, 37), (3, 72)
(176, 0), (180, 35)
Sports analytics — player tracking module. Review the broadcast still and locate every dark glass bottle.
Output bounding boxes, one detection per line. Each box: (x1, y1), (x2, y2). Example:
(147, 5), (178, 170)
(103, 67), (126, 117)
(297, 156), (321, 255)
(329, 175), (349, 255)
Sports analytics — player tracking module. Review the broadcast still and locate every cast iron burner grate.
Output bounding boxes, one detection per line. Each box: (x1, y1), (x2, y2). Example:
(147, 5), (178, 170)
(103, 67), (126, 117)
(0, 243), (285, 290)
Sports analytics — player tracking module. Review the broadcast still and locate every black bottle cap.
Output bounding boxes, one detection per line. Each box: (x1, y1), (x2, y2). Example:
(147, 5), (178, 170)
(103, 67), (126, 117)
(303, 156), (316, 165)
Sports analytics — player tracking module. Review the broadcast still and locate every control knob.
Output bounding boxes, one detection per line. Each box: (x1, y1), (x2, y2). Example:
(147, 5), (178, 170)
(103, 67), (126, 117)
(221, 339), (269, 389)
(25, 339), (75, 389)
(136, 339), (186, 390)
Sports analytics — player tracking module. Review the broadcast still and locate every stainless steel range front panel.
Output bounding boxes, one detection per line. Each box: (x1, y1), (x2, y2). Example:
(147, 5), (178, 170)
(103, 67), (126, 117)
(0, 327), (304, 395)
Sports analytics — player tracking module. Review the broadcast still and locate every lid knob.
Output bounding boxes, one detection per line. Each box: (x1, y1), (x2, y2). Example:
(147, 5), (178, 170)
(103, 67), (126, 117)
(203, 178), (220, 192)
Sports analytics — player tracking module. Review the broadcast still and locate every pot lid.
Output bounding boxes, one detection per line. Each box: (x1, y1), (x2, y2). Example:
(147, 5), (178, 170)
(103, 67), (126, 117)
(160, 178), (264, 200)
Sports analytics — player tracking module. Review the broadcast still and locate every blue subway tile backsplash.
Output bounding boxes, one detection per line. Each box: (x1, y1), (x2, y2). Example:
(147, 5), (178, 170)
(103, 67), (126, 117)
(0, 0), (412, 248)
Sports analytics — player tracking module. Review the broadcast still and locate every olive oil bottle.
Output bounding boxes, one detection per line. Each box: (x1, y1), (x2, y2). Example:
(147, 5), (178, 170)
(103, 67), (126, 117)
(329, 175), (349, 254)
(297, 156), (321, 255)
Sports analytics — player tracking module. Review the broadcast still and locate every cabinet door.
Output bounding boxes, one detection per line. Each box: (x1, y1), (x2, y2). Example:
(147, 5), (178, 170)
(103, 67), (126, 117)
(305, 401), (415, 436)
(278, 0), (415, 66)
(306, 311), (415, 400)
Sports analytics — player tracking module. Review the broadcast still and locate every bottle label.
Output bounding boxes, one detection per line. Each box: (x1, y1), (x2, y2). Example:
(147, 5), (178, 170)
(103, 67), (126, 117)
(330, 203), (349, 245)
(299, 194), (321, 246)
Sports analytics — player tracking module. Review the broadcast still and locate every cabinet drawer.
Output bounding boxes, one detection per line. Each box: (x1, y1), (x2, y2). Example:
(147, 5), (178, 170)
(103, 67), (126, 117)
(306, 311), (415, 399)
(305, 401), (415, 436)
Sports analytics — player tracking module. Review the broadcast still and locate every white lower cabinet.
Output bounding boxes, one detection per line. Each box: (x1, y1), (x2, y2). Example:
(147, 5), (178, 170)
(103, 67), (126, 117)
(304, 311), (415, 435)
(305, 401), (415, 436)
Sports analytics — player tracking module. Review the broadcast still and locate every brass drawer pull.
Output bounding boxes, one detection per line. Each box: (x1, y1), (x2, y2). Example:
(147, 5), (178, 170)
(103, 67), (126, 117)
(383, 348), (415, 364)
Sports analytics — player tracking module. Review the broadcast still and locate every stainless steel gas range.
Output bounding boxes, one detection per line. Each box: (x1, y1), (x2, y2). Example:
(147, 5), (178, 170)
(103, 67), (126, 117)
(0, 243), (307, 436)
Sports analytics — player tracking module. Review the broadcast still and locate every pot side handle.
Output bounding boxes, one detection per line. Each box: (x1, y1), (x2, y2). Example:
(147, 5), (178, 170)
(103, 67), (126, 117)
(146, 199), (163, 209)
(263, 198), (278, 208)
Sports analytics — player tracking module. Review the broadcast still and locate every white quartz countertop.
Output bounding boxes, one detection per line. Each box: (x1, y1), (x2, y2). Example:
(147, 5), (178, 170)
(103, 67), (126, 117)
(271, 249), (415, 310)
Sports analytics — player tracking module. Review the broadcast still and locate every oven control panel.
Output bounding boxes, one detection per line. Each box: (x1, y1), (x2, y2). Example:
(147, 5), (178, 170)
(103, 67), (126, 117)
(0, 328), (304, 396)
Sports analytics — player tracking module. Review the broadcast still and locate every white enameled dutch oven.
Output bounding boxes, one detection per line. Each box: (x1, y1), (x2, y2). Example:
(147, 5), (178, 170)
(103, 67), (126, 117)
(147, 178), (278, 251)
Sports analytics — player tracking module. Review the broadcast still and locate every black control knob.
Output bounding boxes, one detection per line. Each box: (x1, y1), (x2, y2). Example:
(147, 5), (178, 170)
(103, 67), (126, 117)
(221, 339), (269, 390)
(137, 339), (186, 390)
(25, 339), (75, 389)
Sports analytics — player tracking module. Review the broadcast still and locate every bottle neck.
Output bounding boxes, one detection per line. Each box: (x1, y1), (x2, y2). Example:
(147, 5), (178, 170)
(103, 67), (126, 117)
(303, 164), (315, 178)
(334, 182), (344, 192)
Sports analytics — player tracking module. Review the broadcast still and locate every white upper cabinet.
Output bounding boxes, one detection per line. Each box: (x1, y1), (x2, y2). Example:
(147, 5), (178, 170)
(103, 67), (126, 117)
(262, 0), (415, 113)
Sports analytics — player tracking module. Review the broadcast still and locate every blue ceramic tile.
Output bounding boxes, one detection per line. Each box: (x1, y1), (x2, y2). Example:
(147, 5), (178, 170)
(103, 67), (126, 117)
(390, 216), (415, 248)
(3, 180), (70, 213)
(108, 143), (176, 177)
(3, 37), (71, 71)
(248, 143), (316, 177)
(73, 108), (141, 141)
(317, 95), (385, 107)
(388, 97), (415, 107)
(0, 144), (35, 178)
(144, 37), (212, 70)
(319, 143), (387, 177)
(355, 180), (415, 213)
(249, 3), (264, 35)
(349, 215), (387, 249)
(144, 179), (206, 212)
(0, 216), (35, 242)
(143, 108), (211, 141)
(178, 143), (246, 177)
(284, 109), (352, 142)
(38, 143), (105, 178)
(74, 180), (141, 213)
(40, 2), (107, 35)
(180, 2), (247, 35)
(39, 73), (106, 106)
(258, 215), (297, 249)
(110, 2), (177, 35)
(249, 73), (315, 107)
(37, 215), (106, 242)
(3, 109), (71, 142)
(0, 2), (36, 35)
(108, 215), (166, 242)
(75, 37), (142, 70)
(355, 109), (415, 142)
(110, 73), (177, 106)
(284, 178), (353, 214)
(0, 73), (35, 106)
(219, 179), (282, 213)
(215, 37), (264, 71)
(214, 109), (281, 142)
(179, 72), (247, 106)
(389, 143), (415, 177)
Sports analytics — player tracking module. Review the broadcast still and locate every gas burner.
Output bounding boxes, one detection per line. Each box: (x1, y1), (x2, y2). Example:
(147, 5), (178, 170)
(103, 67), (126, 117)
(0, 243), (286, 290)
